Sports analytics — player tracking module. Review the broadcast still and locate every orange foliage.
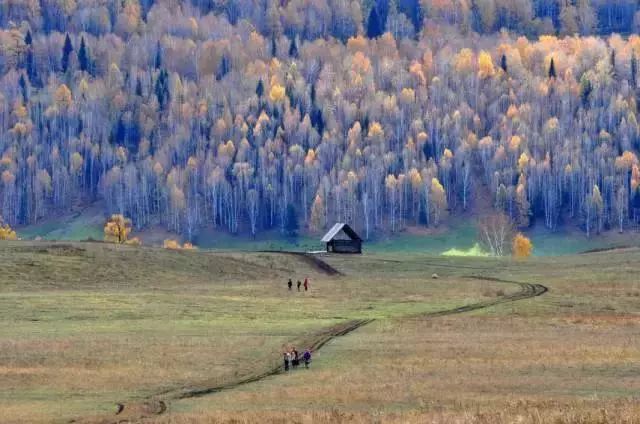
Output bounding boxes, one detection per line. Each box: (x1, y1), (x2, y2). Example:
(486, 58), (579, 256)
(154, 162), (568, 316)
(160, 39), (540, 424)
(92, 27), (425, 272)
(512, 233), (533, 259)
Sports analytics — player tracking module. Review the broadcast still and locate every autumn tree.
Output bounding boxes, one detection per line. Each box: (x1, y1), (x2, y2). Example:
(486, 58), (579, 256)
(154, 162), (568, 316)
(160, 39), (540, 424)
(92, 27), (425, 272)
(512, 233), (533, 259)
(0, 218), (18, 240)
(104, 214), (136, 244)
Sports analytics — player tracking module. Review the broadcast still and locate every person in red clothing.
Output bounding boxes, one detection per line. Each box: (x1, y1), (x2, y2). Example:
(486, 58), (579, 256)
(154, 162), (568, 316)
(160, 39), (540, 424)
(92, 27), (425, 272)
(303, 277), (309, 291)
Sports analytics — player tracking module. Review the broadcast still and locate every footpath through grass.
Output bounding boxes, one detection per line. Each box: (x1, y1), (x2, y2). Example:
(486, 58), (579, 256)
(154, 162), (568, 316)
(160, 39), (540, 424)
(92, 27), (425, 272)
(0, 242), (510, 423)
(168, 249), (640, 423)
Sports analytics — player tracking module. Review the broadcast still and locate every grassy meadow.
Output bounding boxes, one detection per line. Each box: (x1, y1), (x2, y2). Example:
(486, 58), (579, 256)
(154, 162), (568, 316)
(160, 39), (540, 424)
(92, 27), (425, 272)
(0, 241), (512, 423)
(0, 241), (639, 423)
(162, 249), (640, 423)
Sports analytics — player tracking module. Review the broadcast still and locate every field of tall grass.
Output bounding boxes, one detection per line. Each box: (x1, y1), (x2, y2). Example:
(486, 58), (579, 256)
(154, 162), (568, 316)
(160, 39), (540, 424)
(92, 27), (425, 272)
(0, 241), (511, 423)
(165, 249), (640, 423)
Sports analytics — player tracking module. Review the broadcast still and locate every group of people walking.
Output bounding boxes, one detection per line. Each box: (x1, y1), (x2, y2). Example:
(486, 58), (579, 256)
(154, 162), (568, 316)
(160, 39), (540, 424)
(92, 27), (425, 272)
(288, 277), (309, 292)
(283, 347), (312, 371)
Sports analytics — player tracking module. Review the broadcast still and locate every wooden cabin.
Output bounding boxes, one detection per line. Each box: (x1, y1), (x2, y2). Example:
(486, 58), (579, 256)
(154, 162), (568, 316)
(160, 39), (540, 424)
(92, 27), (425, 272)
(321, 223), (362, 254)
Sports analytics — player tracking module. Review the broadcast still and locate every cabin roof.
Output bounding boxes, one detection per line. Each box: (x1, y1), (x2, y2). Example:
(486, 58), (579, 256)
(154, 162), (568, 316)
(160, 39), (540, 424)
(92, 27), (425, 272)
(321, 223), (362, 242)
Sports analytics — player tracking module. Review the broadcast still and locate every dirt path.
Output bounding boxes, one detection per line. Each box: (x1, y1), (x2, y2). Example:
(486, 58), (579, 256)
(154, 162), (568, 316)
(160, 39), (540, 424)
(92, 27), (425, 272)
(258, 250), (343, 276)
(71, 258), (547, 424)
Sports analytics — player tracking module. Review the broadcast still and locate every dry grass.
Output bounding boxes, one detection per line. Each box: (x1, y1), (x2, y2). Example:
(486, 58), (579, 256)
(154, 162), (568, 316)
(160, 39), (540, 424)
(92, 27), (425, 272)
(0, 241), (507, 423)
(161, 249), (640, 423)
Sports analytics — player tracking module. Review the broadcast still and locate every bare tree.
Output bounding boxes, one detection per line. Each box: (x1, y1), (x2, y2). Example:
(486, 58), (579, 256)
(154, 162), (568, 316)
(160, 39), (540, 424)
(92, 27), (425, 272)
(478, 213), (514, 257)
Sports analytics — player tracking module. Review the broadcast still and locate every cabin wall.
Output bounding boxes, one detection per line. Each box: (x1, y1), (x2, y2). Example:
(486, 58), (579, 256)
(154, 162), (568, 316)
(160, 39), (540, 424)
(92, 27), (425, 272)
(327, 240), (362, 253)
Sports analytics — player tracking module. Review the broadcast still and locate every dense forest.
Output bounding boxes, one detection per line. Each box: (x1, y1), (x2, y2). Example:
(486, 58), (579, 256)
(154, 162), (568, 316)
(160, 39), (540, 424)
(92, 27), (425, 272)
(1, 0), (640, 240)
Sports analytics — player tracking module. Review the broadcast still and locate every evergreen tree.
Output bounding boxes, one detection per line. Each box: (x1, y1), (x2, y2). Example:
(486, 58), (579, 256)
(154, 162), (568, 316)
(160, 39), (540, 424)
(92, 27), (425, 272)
(367, 7), (383, 39)
(548, 57), (556, 79)
(271, 37), (277, 57)
(154, 40), (162, 69)
(256, 79), (264, 98)
(580, 75), (592, 107)
(500, 54), (507, 73)
(631, 52), (637, 88)
(24, 30), (32, 46)
(26, 48), (37, 84)
(216, 55), (231, 80)
(398, 0), (423, 33)
(311, 108), (324, 134)
(154, 69), (170, 109)
(135, 77), (143, 97)
(19, 74), (28, 102)
(62, 34), (73, 72)
(78, 36), (89, 73)
(310, 83), (316, 104)
(610, 49), (616, 77)
(288, 36), (298, 58)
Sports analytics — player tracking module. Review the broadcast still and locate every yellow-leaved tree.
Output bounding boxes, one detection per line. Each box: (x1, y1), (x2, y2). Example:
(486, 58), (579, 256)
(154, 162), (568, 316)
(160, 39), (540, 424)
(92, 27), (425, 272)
(104, 214), (140, 245)
(512, 233), (533, 259)
(0, 218), (17, 240)
(163, 239), (197, 250)
(163, 239), (180, 249)
(269, 84), (286, 103)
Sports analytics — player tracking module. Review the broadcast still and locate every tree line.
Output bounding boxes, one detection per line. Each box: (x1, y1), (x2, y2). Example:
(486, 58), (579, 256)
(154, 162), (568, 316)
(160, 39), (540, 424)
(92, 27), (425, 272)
(0, 0), (640, 240)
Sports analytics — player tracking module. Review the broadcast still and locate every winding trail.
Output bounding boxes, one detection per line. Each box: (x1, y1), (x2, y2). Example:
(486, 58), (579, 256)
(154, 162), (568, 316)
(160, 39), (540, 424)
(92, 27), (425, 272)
(73, 255), (548, 424)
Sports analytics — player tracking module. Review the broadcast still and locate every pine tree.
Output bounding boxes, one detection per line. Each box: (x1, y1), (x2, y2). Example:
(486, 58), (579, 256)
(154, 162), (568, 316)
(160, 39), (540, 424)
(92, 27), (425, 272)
(154, 40), (162, 69)
(155, 69), (170, 109)
(580, 75), (592, 107)
(135, 77), (143, 97)
(271, 37), (277, 57)
(62, 34), (73, 72)
(26, 49), (37, 84)
(310, 83), (316, 105)
(78, 36), (89, 73)
(24, 30), (32, 46)
(256, 79), (264, 98)
(398, 0), (423, 33)
(610, 49), (616, 77)
(500, 54), (507, 73)
(19, 74), (28, 102)
(288, 36), (298, 58)
(548, 57), (556, 79)
(216, 55), (231, 80)
(367, 7), (383, 39)
(631, 52), (637, 88)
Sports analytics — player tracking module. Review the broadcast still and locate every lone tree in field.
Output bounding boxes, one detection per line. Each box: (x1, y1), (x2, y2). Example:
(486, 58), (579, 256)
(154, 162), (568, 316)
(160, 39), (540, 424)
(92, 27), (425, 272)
(0, 218), (17, 240)
(104, 214), (137, 244)
(478, 213), (514, 256)
(512, 233), (533, 259)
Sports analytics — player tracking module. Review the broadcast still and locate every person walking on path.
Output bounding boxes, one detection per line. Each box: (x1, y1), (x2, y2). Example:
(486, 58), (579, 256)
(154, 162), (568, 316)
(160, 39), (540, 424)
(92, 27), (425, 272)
(287, 279), (292, 291)
(297, 280), (301, 291)
(303, 349), (311, 368)
(292, 348), (299, 368)
(283, 351), (291, 371)
(303, 277), (309, 291)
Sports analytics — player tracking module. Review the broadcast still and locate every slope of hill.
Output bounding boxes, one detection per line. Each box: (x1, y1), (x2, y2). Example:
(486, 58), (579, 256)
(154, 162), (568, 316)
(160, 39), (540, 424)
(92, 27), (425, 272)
(1, 1), (640, 242)
(0, 241), (515, 422)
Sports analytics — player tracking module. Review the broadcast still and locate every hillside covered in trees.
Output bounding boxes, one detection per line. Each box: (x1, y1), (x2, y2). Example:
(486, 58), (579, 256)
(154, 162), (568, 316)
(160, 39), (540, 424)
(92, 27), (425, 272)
(1, 0), (640, 240)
